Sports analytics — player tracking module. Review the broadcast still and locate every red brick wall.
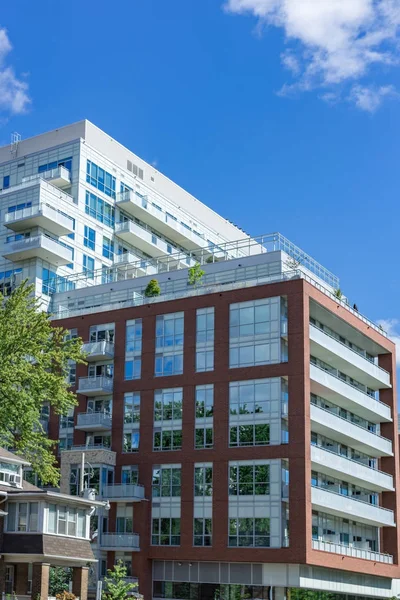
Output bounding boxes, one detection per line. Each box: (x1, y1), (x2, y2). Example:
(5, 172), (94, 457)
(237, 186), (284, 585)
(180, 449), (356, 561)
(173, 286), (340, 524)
(51, 279), (400, 598)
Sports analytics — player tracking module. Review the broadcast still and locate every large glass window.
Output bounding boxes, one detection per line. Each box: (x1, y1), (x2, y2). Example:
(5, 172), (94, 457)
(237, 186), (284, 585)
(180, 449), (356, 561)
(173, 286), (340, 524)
(102, 236), (114, 260)
(86, 160), (116, 198)
(196, 307), (214, 372)
(151, 517), (180, 546)
(229, 517), (270, 547)
(194, 466), (213, 497)
(152, 466), (181, 497)
(47, 504), (87, 538)
(83, 255), (95, 279)
(229, 378), (287, 447)
(85, 191), (115, 228)
(155, 312), (184, 376)
(229, 464), (270, 495)
(39, 157), (72, 173)
(229, 297), (285, 368)
(195, 384), (213, 449)
(123, 392), (140, 453)
(84, 225), (96, 251)
(7, 502), (39, 532)
(194, 518), (212, 547)
(154, 388), (183, 451)
(125, 319), (142, 380)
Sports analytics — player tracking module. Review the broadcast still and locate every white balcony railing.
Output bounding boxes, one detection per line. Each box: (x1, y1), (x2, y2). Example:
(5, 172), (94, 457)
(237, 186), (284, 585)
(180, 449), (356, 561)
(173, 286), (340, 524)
(77, 376), (113, 395)
(312, 539), (393, 564)
(1, 235), (73, 265)
(76, 412), (112, 430)
(82, 341), (114, 360)
(4, 203), (74, 235)
(102, 483), (145, 501)
(101, 533), (140, 550)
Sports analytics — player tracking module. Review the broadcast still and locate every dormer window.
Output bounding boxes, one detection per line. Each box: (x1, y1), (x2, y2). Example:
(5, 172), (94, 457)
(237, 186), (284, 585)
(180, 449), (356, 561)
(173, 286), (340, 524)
(0, 462), (23, 488)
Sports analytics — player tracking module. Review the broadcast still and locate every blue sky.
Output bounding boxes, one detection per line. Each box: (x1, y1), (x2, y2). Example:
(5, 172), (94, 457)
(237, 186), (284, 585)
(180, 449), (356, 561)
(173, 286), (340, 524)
(1, 0), (400, 353)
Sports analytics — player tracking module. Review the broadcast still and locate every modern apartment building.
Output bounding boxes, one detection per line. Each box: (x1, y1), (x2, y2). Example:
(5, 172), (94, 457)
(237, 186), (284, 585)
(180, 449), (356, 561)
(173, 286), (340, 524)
(0, 122), (398, 600)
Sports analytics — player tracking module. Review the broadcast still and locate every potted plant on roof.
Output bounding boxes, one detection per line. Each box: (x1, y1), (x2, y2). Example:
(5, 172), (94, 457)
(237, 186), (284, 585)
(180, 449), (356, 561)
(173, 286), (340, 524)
(188, 262), (205, 287)
(144, 279), (161, 298)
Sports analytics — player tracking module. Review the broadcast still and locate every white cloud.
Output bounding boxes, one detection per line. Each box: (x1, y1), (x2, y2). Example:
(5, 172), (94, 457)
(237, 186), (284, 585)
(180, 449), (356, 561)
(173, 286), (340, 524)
(377, 318), (400, 365)
(348, 83), (398, 112)
(223, 0), (400, 110)
(0, 28), (30, 116)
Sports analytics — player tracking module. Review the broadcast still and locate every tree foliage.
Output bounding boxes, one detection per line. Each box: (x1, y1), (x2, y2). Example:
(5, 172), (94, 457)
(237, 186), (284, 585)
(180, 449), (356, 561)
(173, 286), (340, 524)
(188, 262), (205, 286)
(0, 282), (85, 485)
(49, 567), (72, 596)
(144, 279), (161, 298)
(102, 561), (138, 600)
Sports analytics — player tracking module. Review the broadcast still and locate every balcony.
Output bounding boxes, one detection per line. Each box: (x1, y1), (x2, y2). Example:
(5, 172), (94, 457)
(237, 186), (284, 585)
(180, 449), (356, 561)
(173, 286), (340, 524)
(310, 403), (393, 457)
(100, 533), (140, 551)
(311, 485), (395, 527)
(40, 165), (71, 188)
(4, 204), (75, 236)
(102, 483), (145, 502)
(77, 376), (113, 396)
(82, 341), (115, 362)
(1, 235), (73, 266)
(75, 412), (112, 432)
(311, 444), (394, 492)
(312, 539), (393, 564)
(116, 190), (210, 252)
(115, 221), (194, 267)
(113, 252), (158, 276)
(310, 363), (391, 424)
(310, 324), (391, 389)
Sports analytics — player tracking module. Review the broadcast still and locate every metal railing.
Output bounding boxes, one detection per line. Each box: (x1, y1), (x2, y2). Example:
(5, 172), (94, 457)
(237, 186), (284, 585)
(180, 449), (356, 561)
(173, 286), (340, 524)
(310, 324), (390, 375)
(82, 340), (115, 357)
(311, 443), (393, 478)
(4, 203), (74, 229)
(310, 362), (387, 404)
(64, 444), (114, 452)
(1, 175), (74, 202)
(310, 401), (391, 442)
(76, 412), (112, 428)
(77, 376), (113, 392)
(2, 234), (73, 260)
(102, 483), (145, 500)
(101, 533), (140, 549)
(312, 483), (393, 513)
(47, 232), (339, 292)
(312, 539), (393, 564)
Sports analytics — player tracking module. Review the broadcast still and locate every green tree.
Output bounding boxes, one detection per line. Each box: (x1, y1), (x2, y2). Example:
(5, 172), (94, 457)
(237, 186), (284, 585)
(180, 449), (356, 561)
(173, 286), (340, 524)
(49, 567), (72, 596)
(144, 278), (161, 297)
(188, 262), (205, 286)
(0, 281), (85, 485)
(102, 561), (139, 600)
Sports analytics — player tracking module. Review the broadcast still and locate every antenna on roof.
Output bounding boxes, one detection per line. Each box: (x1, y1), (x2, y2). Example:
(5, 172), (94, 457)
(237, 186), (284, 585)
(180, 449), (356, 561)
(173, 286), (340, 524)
(10, 132), (21, 158)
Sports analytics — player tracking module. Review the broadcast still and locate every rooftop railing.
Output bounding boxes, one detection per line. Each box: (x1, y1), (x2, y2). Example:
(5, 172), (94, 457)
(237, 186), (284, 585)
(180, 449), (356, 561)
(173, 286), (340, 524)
(47, 232), (339, 292)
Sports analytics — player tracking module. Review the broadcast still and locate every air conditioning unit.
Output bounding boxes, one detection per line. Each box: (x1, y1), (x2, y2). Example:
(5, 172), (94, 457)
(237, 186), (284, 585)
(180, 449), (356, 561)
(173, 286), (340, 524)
(9, 474), (20, 486)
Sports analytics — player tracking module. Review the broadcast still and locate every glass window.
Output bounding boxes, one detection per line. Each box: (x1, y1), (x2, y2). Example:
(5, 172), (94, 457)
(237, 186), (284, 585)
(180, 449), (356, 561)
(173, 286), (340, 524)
(83, 255), (95, 279)
(153, 388), (182, 451)
(125, 319), (142, 380)
(229, 463), (270, 496)
(3, 175), (10, 189)
(86, 160), (116, 198)
(102, 236), (114, 260)
(155, 312), (184, 377)
(229, 298), (284, 368)
(152, 517), (180, 546)
(84, 226), (96, 250)
(194, 518), (212, 546)
(124, 392), (140, 424)
(152, 466), (181, 497)
(123, 432), (140, 453)
(7, 503), (16, 531)
(85, 191), (115, 228)
(18, 503), (27, 532)
(29, 503), (39, 532)
(229, 517), (270, 547)
(196, 307), (214, 372)
(194, 466), (213, 496)
(48, 504), (56, 533)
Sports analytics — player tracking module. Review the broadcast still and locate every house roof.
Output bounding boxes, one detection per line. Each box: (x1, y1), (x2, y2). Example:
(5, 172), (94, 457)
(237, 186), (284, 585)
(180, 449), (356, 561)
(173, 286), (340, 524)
(0, 448), (30, 466)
